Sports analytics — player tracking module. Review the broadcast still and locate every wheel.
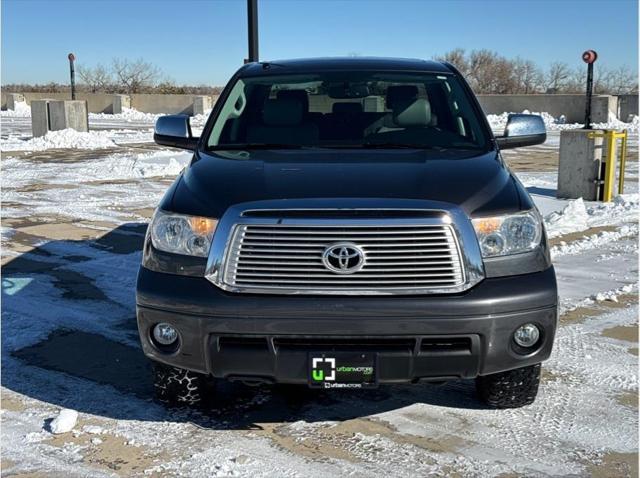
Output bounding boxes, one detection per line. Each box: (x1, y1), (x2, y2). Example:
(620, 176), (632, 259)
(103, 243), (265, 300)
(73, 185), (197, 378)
(476, 364), (541, 409)
(152, 362), (210, 406)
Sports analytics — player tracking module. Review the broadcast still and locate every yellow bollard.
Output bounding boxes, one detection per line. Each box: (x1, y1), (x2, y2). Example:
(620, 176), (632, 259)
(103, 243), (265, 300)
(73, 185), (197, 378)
(602, 131), (617, 202)
(618, 130), (628, 194)
(586, 130), (628, 202)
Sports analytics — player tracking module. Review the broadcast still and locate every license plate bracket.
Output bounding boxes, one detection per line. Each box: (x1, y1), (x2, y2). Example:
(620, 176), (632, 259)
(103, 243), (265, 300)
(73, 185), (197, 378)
(308, 352), (377, 389)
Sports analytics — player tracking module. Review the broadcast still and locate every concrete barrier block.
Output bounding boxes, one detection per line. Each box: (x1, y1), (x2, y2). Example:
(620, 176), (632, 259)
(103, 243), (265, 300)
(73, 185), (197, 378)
(31, 100), (52, 137)
(193, 96), (212, 115)
(618, 94), (639, 122)
(557, 129), (605, 200)
(49, 100), (89, 132)
(7, 93), (25, 110)
(112, 94), (130, 114)
(590, 95), (617, 124)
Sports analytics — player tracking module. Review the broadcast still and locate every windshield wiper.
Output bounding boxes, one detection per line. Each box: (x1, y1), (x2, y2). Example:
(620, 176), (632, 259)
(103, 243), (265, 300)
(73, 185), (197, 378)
(211, 143), (310, 150)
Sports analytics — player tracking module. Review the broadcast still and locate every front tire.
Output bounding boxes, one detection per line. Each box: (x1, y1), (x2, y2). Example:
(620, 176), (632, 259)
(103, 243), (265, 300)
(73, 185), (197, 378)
(153, 362), (210, 406)
(476, 364), (541, 409)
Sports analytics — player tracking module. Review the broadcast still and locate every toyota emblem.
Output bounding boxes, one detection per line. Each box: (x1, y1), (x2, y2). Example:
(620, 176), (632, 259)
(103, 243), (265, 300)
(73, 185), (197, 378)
(322, 242), (365, 274)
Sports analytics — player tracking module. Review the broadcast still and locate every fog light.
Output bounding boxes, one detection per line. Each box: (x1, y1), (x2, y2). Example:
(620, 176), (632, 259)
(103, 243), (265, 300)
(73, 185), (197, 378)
(513, 323), (540, 348)
(152, 323), (178, 346)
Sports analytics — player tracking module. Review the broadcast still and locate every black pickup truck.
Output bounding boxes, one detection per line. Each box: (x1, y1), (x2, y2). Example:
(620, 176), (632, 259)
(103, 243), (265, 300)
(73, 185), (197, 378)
(136, 57), (557, 408)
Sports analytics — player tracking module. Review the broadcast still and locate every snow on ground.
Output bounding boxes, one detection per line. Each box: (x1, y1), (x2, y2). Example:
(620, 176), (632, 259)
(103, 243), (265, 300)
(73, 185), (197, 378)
(370, 304), (638, 476)
(543, 194), (640, 238)
(515, 169), (638, 311)
(2, 149), (191, 223)
(0, 100), (31, 117)
(516, 160), (639, 233)
(1, 128), (119, 151)
(1, 231), (637, 475)
(551, 223), (639, 258)
(88, 107), (162, 123)
(1, 121), (155, 150)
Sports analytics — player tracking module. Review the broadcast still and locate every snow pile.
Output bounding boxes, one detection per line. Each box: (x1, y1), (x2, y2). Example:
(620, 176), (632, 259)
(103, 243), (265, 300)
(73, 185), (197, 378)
(0, 101), (31, 117)
(487, 110), (639, 132)
(191, 110), (212, 126)
(1, 129), (118, 151)
(2, 149), (191, 222)
(587, 194), (640, 228)
(544, 198), (590, 237)
(3, 149), (190, 186)
(487, 111), (559, 131)
(89, 107), (162, 123)
(544, 194), (639, 238)
(87, 107), (210, 125)
(89, 150), (189, 179)
(591, 284), (635, 303)
(48, 409), (78, 434)
(593, 114), (639, 132)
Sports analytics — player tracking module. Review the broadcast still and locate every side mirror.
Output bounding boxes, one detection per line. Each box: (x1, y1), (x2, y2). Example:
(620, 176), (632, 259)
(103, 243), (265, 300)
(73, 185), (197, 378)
(154, 115), (199, 150)
(496, 114), (546, 150)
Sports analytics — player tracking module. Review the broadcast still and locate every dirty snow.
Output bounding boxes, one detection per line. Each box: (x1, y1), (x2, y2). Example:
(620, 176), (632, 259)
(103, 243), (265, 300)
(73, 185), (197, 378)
(2, 149), (191, 223)
(551, 223), (639, 258)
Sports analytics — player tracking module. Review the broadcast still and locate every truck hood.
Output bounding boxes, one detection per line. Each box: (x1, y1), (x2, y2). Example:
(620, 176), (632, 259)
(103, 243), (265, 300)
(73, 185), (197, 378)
(166, 149), (523, 218)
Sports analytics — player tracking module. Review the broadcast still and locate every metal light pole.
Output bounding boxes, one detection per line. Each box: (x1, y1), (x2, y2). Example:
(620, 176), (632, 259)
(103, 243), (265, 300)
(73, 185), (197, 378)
(247, 0), (259, 63)
(582, 49), (598, 129)
(68, 53), (76, 100)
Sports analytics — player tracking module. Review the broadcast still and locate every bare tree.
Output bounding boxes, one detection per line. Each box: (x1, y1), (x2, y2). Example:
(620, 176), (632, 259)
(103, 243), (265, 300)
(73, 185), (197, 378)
(607, 66), (638, 94)
(156, 79), (187, 94)
(436, 48), (469, 76)
(591, 66), (613, 94)
(563, 67), (585, 94)
(513, 58), (543, 94)
(111, 58), (161, 93)
(77, 64), (112, 93)
(4, 50), (634, 97)
(545, 62), (571, 93)
(466, 50), (518, 94)
(467, 49), (496, 92)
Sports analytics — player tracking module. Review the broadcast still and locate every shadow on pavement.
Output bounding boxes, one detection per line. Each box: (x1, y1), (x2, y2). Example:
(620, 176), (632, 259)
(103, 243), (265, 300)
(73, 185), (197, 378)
(2, 223), (488, 430)
(526, 186), (557, 198)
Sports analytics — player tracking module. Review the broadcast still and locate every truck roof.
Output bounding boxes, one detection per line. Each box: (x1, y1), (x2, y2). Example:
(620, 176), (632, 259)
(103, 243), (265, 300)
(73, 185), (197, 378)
(239, 57), (454, 76)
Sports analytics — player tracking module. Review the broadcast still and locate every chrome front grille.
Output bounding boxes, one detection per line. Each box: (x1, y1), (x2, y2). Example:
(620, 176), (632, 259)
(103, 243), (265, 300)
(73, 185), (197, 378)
(221, 223), (465, 294)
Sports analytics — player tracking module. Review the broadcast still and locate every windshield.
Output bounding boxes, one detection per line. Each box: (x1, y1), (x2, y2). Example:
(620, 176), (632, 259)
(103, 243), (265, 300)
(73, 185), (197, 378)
(206, 71), (489, 151)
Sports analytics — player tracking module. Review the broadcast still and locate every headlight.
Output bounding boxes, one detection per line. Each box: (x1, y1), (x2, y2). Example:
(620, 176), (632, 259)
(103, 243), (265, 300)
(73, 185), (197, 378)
(149, 210), (218, 257)
(472, 210), (542, 258)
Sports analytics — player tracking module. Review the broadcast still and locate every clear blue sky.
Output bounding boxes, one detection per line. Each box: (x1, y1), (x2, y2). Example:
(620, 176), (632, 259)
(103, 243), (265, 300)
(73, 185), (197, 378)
(2, 0), (638, 85)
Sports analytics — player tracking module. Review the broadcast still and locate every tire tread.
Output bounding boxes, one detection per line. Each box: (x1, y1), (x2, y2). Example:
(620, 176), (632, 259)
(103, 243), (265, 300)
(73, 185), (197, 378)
(153, 362), (207, 406)
(476, 364), (541, 409)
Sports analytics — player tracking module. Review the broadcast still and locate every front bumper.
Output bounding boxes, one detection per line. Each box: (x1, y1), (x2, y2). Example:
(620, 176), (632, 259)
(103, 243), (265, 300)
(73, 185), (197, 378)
(136, 266), (558, 382)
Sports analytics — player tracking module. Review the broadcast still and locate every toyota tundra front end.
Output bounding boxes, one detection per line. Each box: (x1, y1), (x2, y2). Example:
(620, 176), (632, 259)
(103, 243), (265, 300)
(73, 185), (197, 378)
(136, 57), (557, 408)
